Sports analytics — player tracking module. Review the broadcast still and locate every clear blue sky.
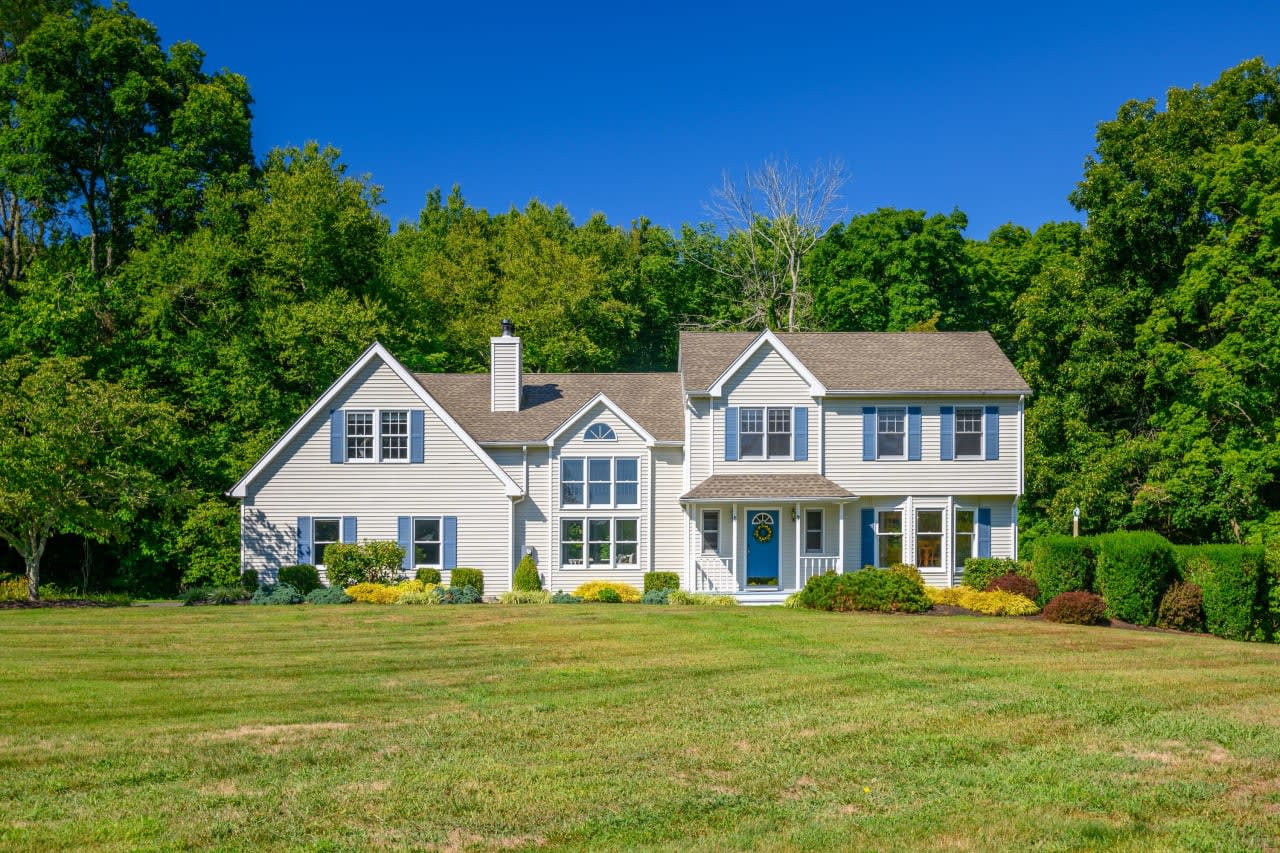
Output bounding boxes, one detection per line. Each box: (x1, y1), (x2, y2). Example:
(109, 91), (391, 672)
(132, 1), (1279, 239)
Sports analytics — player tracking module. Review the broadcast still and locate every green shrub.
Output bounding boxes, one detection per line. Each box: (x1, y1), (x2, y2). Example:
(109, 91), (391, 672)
(513, 555), (542, 591)
(175, 498), (242, 588)
(1029, 536), (1096, 605)
(1094, 531), (1176, 625)
(1156, 581), (1204, 633)
(278, 564), (321, 595)
(551, 591), (583, 604)
(240, 569), (259, 593)
(181, 586), (209, 606)
(643, 572), (681, 593)
(307, 586), (353, 605)
(394, 588), (442, 605)
(986, 572), (1039, 602)
(449, 568), (484, 596)
(499, 589), (552, 604)
(888, 563), (924, 587)
(325, 541), (404, 587)
(437, 585), (482, 604)
(1179, 545), (1268, 641)
(795, 569), (930, 614)
(415, 567), (441, 585)
(1042, 591), (1107, 625)
(251, 583), (304, 605)
(641, 589), (670, 605)
(667, 589), (738, 606)
(961, 558), (1020, 591)
(596, 586), (622, 603)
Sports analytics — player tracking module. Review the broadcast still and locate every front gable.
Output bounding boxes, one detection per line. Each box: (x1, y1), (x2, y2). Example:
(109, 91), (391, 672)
(707, 330), (826, 399)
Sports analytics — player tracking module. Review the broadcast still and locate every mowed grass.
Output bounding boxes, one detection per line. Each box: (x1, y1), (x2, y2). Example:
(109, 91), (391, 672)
(2, 606), (1279, 852)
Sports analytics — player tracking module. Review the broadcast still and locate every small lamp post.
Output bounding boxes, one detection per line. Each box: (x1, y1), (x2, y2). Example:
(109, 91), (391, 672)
(1072, 505), (1080, 538)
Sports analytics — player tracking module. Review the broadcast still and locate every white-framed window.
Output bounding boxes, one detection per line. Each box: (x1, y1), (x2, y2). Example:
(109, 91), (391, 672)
(701, 510), (720, 554)
(876, 510), (902, 567)
(954, 508), (975, 568)
(381, 410), (408, 460)
(561, 517), (638, 567)
(955, 407), (983, 458)
(739, 407), (792, 459)
(313, 518), (340, 566)
(916, 509), (943, 568)
(346, 411), (374, 460)
(877, 407), (906, 460)
(805, 509), (823, 553)
(584, 422), (616, 441)
(561, 457), (638, 508)
(413, 517), (441, 567)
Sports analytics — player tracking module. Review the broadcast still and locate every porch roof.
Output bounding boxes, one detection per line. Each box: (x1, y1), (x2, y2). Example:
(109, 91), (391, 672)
(680, 474), (855, 503)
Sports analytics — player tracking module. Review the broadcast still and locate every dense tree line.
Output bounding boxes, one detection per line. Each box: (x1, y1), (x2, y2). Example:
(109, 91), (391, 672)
(0, 2), (1276, 596)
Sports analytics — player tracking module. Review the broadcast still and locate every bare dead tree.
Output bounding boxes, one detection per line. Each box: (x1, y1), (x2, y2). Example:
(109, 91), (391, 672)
(703, 157), (848, 331)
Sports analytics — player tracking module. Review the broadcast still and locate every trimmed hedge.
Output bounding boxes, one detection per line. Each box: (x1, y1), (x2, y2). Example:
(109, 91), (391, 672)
(1178, 545), (1269, 642)
(643, 572), (681, 593)
(278, 564), (321, 595)
(795, 569), (930, 614)
(961, 558), (1021, 592)
(1029, 536), (1095, 605)
(415, 567), (442, 584)
(513, 556), (542, 591)
(1094, 532), (1176, 626)
(449, 568), (484, 595)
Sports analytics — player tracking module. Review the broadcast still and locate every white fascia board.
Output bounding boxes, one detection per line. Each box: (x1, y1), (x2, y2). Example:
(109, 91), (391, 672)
(543, 392), (657, 447)
(228, 341), (523, 499)
(823, 389), (1033, 397)
(707, 329), (827, 398)
(680, 495), (859, 504)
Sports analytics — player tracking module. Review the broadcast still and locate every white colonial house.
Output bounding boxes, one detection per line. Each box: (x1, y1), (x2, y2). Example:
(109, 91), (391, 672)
(230, 322), (1031, 602)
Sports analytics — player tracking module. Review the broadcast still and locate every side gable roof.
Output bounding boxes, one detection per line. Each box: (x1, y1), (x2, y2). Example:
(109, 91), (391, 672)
(680, 331), (1031, 394)
(228, 342), (523, 499)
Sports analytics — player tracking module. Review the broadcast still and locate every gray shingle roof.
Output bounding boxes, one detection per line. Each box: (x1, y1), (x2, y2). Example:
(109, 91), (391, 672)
(681, 474), (855, 502)
(413, 372), (684, 443)
(679, 331), (1031, 394)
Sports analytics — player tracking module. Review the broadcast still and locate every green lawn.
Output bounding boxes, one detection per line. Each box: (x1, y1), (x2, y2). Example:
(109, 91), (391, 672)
(2, 606), (1279, 852)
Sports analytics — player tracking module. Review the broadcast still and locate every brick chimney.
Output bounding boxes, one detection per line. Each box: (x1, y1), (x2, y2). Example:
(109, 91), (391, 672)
(490, 319), (522, 412)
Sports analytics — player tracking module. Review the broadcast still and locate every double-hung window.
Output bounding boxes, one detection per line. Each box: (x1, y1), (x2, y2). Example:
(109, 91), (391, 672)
(805, 509), (823, 553)
(876, 510), (902, 567)
(561, 457), (639, 508)
(345, 409), (409, 462)
(380, 411), (408, 460)
(739, 407), (792, 459)
(954, 509), (975, 569)
(413, 518), (441, 566)
(701, 510), (720, 553)
(916, 509), (943, 568)
(313, 518), (340, 565)
(877, 408), (906, 459)
(346, 412), (374, 460)
(955, 407), (983, 458)
(561, 517), (637, 566)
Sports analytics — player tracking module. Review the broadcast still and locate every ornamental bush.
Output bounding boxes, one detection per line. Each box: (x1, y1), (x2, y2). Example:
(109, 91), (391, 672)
(1156, 581), (1204, 633)
(307, 586), (353, 604)
(596, 586), (622, 603)
(888, 563), (924, 587)
(240, 569), (259, 593)
(925, 586), (1039, 615)
(513, 555), (542, 591)
(1029, 536), (1096, 605)
(1179, 545), (1268, 641)
(986, 572), (1040, 602)
(325, 542), (405, 587)
(449, 568), (485, 596)
(641, 589), (670, 605)
(1094, 531), (1176, 625)
(643, 572), (681, 593)
(415, 567), (441, 585)
(499, 589), (552, 604)
(551, 590), (583, 604)
(251, 583), (304, 605)
(344, 582), (401, 605)
(573, 580), (641, 603)
(795, 569), (930, 614)
(1042, 591), (1107, 625)
(667, 589), (738, 606)
(278, 564), (321, 595)
(437, 585), (482, 604)
(961, 558), (1022, 592)
(394, 584), (442, 605)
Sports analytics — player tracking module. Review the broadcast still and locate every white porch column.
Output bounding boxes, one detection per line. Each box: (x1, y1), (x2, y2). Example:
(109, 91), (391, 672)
(794, 502), (801, 588)
(732, 503), (739, 590)
(838, 502), (845, 573)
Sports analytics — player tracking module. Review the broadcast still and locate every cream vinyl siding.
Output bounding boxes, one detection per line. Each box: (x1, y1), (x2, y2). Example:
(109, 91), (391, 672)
(241, 358), (513, 590)
(687, 396), (712, 485)
(717, 345), (818, 474)
(491, 447), (550, 571)
(652, 447), (686, 571)
(824, 399), (1021, 495)
(547, 404), (648, 592)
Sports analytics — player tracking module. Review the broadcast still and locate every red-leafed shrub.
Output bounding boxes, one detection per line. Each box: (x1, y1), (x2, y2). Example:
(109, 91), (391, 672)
(1042, 591), (1107, 625)
(986, 572), (1040, 602)
(1156, 581), (1205, 633)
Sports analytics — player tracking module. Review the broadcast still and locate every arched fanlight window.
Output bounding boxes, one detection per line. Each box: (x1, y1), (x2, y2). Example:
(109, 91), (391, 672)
(584, 422), (617, 441)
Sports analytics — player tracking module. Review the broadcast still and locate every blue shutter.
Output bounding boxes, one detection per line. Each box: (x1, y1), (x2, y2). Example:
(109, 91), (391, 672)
(907, 406), (922, 461)
(410, 410), (424, 463)
(296, 517), (312, 564)
(940, 406), (954, 461)
(398, 516), (412, 571)
(443, 515), (458, 570)
(341, 516), (357, 544)
(330, 411), (344, 464)
(860, 508), (875, 568)
(977, 507), (991, 557)
(985, 406), (1000, 460)
(862, 407), (876, 461)
(724, 406), (739, 461)
(793, 406), (808, 461)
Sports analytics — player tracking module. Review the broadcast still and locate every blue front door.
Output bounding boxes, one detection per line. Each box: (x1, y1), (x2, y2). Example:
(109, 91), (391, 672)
(746, 510), (780, 586)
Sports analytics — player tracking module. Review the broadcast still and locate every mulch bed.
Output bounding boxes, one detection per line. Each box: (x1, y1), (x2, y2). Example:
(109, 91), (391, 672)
(0, 599), (129, 609)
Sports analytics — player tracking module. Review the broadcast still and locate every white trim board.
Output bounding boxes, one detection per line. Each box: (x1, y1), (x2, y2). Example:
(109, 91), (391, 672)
(543, 392), (657, 447)
(707, 330), (827, 398)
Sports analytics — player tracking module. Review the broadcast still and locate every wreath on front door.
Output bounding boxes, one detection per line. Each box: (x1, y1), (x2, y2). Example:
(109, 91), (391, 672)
(753, 521), (773, 544)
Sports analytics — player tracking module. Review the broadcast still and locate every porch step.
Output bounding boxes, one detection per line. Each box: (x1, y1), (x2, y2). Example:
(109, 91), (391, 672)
(729, 589), (794, 606)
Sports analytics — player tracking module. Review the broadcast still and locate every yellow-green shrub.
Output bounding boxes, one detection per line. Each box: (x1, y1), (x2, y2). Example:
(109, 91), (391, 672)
(392, 581), (439, 605)
(926, 586), (1039, 615)
(499, 589), (553, 604)
(345, 582), (398, 604)
(0, 576), (26, 601)
(667, 589), (739, 606)
(572, 580), (641, 603)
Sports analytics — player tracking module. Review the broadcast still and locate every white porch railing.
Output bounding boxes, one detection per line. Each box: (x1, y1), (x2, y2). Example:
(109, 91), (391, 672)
(693, 557), (735, 592)
(798, 556), (840, 588)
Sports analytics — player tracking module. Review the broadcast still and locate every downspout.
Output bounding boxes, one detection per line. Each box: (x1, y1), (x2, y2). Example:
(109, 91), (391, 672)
(648, 449), (656, 572)
(1015, 395), (1024, 559)
(509, 444), (529, 589)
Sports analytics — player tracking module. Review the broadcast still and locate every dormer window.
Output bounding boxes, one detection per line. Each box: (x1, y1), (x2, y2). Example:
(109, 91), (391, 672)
(584, 422), (616, 441)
